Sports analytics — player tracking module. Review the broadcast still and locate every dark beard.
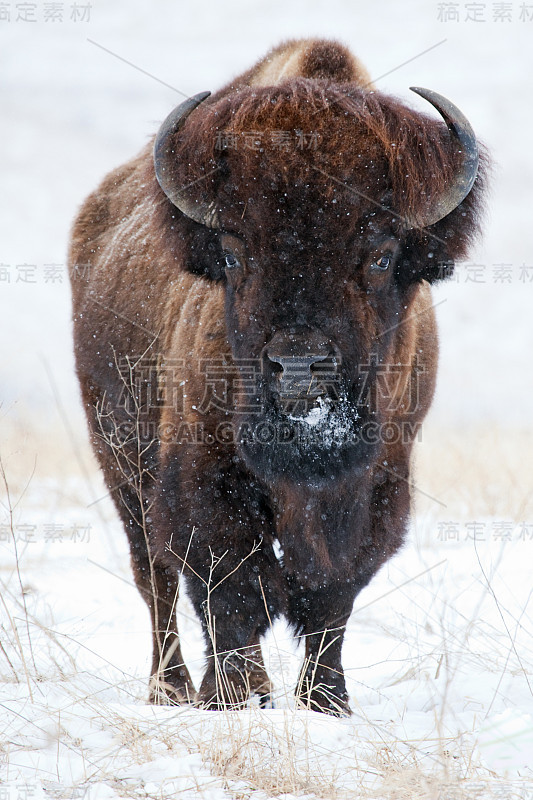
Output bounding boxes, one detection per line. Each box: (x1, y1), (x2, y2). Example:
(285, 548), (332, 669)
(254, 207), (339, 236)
(235, 394), (378, 487)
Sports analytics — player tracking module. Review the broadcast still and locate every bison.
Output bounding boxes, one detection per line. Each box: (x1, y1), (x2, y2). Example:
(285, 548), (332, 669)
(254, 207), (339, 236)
(69, 38), (487, 715)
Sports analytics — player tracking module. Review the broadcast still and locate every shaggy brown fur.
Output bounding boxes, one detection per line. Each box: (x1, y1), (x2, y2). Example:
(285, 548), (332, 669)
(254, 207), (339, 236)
(69, 38), (487, 715)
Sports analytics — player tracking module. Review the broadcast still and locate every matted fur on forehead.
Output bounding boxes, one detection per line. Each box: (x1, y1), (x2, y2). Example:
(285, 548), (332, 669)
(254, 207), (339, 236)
(166, 79), (482, 227)
(152, 78), (488, 270)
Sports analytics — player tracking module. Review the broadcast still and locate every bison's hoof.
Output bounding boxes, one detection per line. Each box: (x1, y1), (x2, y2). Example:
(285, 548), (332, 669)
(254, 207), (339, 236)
(196, 677), (249, 711)
(148, 675), (195, 706)
(196, 667), (273, 711)
(259, 692), (275, 709)
(196, 687), (275, 711)
(196, 649), (273, 711)
(296, 686), (352, 717)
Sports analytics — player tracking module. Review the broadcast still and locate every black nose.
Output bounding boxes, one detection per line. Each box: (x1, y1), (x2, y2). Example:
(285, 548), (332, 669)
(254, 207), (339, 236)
(264, 330), (336, 399)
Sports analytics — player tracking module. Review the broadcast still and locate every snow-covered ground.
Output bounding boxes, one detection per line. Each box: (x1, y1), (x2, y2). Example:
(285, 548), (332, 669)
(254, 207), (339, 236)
(2, 1), (533, 797)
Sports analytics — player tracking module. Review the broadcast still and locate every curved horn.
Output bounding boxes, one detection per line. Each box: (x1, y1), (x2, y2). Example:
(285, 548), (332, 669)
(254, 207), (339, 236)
(154, 91), (219, 228)
(407, 87), (479, 228)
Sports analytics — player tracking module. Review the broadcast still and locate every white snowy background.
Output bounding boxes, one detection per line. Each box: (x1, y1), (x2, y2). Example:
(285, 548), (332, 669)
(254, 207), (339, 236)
(1, 1), (533, 798)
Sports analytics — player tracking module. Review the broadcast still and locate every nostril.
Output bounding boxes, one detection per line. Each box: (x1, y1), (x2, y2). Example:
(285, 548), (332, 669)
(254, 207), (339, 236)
(264, 348), (284, 371)
(263, 337), (341, 401)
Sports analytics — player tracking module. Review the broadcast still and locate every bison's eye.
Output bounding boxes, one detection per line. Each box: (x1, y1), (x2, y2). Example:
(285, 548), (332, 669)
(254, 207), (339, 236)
(364, 241), (399, 288)
(223, 252), (240, 270)
(372, 255), (391, 271)
(220, 234), (247, 280)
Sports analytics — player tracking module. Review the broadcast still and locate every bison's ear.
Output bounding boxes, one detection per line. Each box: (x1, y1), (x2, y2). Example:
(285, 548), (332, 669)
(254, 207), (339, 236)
(395, 151), (489, 289)
(175, 215), (226, 281)
(395, 207), (477, 287)
(395, 236), (456, 288)
(151, 163), (226, 281)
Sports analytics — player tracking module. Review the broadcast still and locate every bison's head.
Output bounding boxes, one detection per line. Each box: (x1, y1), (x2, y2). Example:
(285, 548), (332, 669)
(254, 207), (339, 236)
(153, 81), (485, 486)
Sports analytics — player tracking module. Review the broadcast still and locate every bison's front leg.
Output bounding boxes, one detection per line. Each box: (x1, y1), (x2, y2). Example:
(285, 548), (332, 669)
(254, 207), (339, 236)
(279, 483), (373, 716)
(279, 477), (385, 716)
(112, 497), (195, 705)
(286, 462), (411, 715)
(288, 577), (358, 716)
(153, 451), (285, 710)
(144, 561), (196, 706)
